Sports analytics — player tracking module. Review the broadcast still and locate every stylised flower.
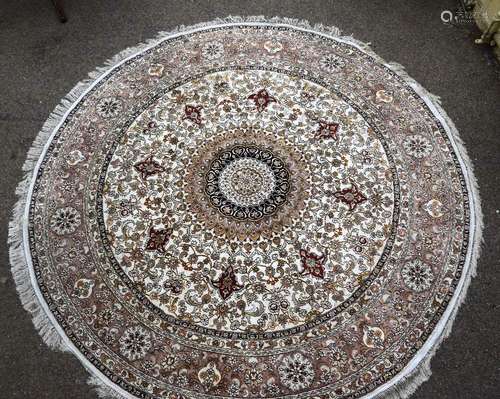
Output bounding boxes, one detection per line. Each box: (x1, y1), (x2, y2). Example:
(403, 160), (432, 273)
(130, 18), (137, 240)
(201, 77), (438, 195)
(401, 259), (434, 292)
(73, 278), (95, 299)
(182, 104), (203, 125)
(227, 380), (241, 396)
(96, 97), (123, 118)
(264, 39), (283, 54)
(160, 354), (178, 371)
(319, 54), (346, 72)
(423, 198), (445, 218)
(269, 296), (290, 314)
(403, 135), (433, 159)
(247, 89), (277, 112)
(362, 325), (385, 349)
(119, 325), (152, 361)
(265, 383), (281, 396)
(333, 182), (367, 211)
(97, 327), (119, 346)
(211, 266), (243, 300)
(375, 89), (394, 103)
(299, 249), (328, 279)
(145, 225), (174, 253)
(244, 369), (263, 386)
(50, 206), (81, 235)
(163, 277), (184, 295)
(278, 353), (315, 391)
(67, 150), (85, 165)
(198, 361), (222, 389)
(201, 41), (224, 60)
(315, 120), (340, 141)
(329, 347), (348, 366)
(148, 63), (164, 77)
(134, 155), (165, 180)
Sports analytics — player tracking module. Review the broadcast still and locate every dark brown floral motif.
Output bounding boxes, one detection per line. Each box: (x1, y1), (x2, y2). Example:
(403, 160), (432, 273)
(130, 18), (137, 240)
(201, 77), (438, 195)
(134, 156), (165, 180)
(333, 182), (367, 211)
(248, 89), (277, 112)
(299, 249), (328, 279)
(145, 225), (173, 253)
(211, 266), (243, 299)
(315, 120), (340, 141)
(182, 104), (203, 125)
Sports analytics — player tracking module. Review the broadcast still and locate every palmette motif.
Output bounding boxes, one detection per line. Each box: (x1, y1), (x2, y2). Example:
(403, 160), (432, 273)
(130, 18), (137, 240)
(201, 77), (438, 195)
(27, 24), (471, 399)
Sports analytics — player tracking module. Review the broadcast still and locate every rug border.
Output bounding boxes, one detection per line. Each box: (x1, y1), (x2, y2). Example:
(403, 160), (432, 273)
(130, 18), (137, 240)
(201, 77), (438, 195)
(8, 16), (483, 399)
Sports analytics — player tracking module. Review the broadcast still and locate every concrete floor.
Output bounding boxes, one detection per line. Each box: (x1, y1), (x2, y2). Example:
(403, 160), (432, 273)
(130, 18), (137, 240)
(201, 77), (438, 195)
(1, 1), (499, 398)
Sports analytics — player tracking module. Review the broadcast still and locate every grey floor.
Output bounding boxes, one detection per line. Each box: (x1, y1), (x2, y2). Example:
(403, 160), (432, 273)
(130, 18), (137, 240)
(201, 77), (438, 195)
(1, 1), (499, 398)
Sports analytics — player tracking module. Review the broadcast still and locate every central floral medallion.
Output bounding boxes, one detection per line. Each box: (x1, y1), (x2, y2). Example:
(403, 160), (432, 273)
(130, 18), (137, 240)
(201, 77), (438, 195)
(206, 145), (290, 220)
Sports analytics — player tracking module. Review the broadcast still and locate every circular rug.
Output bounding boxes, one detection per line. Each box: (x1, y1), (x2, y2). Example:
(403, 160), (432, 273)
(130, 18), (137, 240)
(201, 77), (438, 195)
(9, 17), (482, 399)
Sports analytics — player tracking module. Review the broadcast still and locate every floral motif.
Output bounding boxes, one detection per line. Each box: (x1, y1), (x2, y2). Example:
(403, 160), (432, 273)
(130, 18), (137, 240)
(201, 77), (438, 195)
(264, 39), (283, 54)
(211, 266), (243, 300)
(319, 53), (346, 72)
(163, 277), (184, 295)
(278, 353), (315, 391)
(269, 296), (290, 314)
(145, 225), (173, 253)
(119, 326), (152, 361)
(73, 278), (95, 299)
(148, 63), (164, 77)
(197, 362), (222, 389)
(185, 129), (309, 241)
(333, 182), (368, 211)
(299, 249), (328, 279)
(403, 135), (433, 158)
(401, 259), (434, 292)
(423, 198), (444, 218)
(67, 150), (85, 165)
(133, 155), (165, 180)
(248, 89), (277, 112)
(50, 206), (81, 235)
(375, 89), (394, 103)
(244, 369), (264, 386)
(315, 120), (340, 141)
(329, 347), (349, 365)
(201, 41), (224, 60)
(227, 380), (241, 396)
(182, 104), (203, 125)
(96, 96), (122, 118)
(362, 325), (385, 349)
(218, 157), (277, 207)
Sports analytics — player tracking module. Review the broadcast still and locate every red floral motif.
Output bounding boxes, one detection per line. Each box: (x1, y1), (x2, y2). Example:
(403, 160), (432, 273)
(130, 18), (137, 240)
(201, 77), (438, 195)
(211, 266), (243, 300)
(182, 105), (203, 125)
(134, 156), (165, 180)
(333, 182), (367, 211)
(247, 89), (277, 112)
(315, 120), (340, 141)
(299, 249), (328, 279)
(145, 225), (173, 253)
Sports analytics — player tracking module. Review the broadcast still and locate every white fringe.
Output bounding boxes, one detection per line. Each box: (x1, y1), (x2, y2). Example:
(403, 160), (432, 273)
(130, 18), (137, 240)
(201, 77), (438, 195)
(8, 16), (483, 399)
(88, 377), (128, 399)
